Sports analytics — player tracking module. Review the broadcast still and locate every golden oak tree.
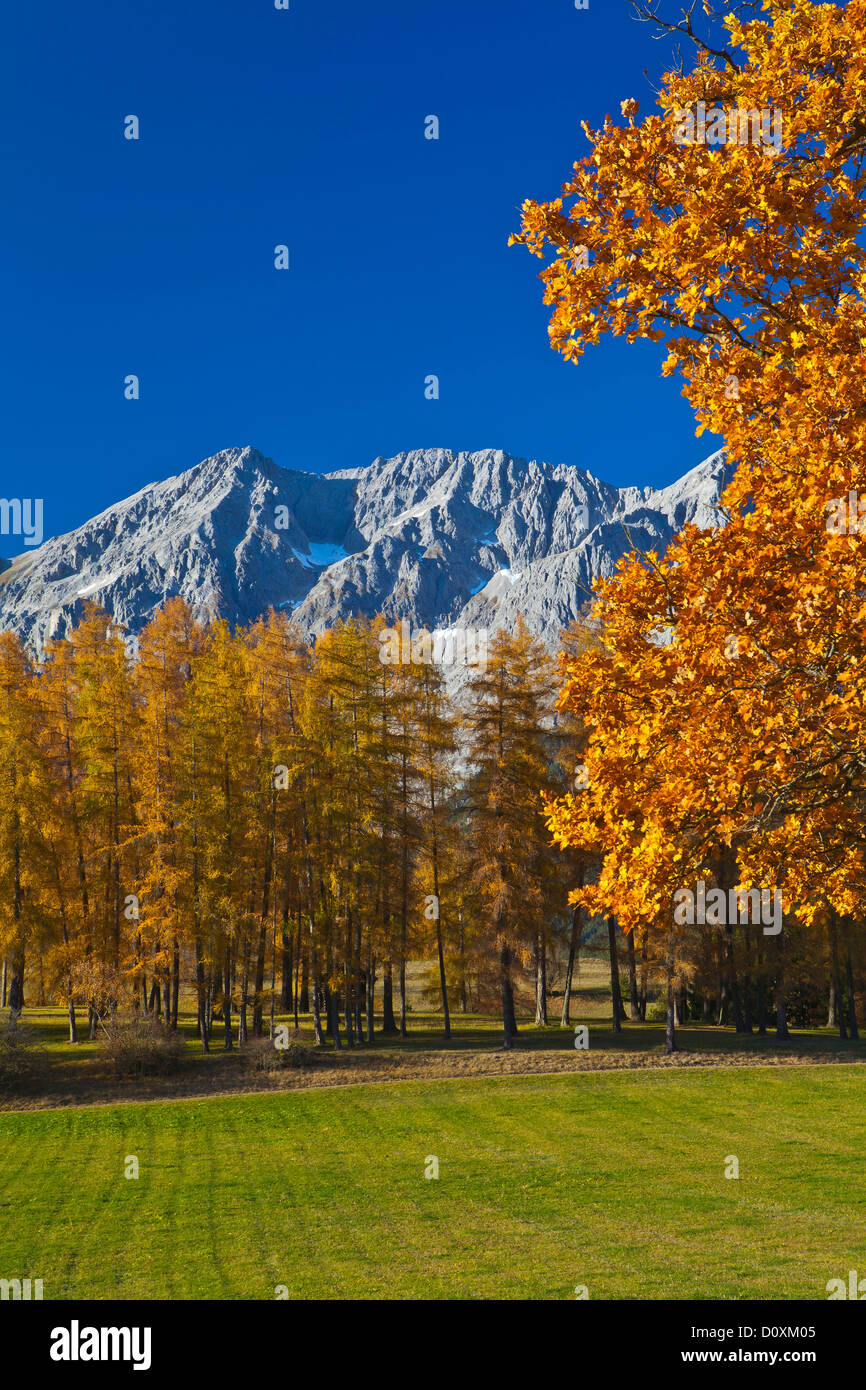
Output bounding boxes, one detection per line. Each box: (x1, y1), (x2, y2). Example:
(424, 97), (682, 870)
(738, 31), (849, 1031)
(513, 0), (866, 1047)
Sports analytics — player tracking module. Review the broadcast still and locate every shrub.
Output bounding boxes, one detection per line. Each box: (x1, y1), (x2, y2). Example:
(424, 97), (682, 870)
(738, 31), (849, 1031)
(100, 1014), (186, 1078)
(0, 1015), (47, 1093)
(240, 1032), (318, 1074)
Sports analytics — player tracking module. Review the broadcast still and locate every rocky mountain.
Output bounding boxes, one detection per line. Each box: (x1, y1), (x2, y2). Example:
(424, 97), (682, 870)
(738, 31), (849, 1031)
(0, 445), (730, 655)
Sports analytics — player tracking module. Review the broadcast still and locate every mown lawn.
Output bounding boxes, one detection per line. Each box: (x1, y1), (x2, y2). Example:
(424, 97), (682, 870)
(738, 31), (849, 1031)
(1, 1066), (865, 1300)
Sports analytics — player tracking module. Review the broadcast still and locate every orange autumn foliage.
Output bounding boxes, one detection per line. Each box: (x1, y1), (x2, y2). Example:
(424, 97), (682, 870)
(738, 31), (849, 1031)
(512, 0), (866, 934)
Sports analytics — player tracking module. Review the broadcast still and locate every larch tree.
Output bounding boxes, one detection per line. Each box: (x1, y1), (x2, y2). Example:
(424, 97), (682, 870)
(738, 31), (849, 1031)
(0, 633), (45, 1017)
(133, 598), (203, 1030)
(463, 618), (561, 1047)
(69, 604), (139, 1030)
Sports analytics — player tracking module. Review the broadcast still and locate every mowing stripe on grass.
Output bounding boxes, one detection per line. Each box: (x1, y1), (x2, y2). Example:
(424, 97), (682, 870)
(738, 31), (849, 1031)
(0, 1067), (864, 1300)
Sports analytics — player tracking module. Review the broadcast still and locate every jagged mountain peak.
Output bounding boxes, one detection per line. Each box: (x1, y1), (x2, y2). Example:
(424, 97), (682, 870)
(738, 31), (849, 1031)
(0, 444), (730, 655)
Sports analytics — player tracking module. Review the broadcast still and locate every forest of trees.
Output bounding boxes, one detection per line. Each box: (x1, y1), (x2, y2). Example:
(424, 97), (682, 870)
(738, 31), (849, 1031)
(0, 593), (861, 1060)
(0, 600), (587, 1051)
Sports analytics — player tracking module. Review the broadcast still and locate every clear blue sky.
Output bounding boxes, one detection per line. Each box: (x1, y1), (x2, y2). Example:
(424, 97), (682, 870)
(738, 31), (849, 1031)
(1, 0), (723, 541)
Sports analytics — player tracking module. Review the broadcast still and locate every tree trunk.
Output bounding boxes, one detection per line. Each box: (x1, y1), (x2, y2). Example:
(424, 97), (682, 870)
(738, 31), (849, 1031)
(829, 911), (847, 1039)
(775, 931), (790, 1039)
(299, 941), (309, 1015)
(534, 933), (548, 1026)
(626, 930), (640, 1021)
(328, 988), (342, 1050)
(757, 974), (767, 1034)
(500, 943), (518, 1048)
(561, 901), (581, 1027)
(724, 924), (746, 1032)
(354, 917), (363, 1044)
(639, 935), (648, 1021)
(432, 868), (451, 1041)
(171, 938), (180, 1030)
(195, 938), (209, 1054)
(223, 946), (233, 1050)
(293, 911), (302, 1029)
(366, 949), (375, 1043)
(8, 951), (25, 1015)
(344, 911), (355, 1049)
(843, 918), (859, 1039)
(280, 912), (293, 1011)
(606, 917), (622, 1034)
(381, 956), (398, 1034)
(827, 973), (837, 1028)
(252, 920), (267, 1038)
(740, 929), (753, 1033)
(309, 934), (325, 1047)
(665, 968), (677, 1054)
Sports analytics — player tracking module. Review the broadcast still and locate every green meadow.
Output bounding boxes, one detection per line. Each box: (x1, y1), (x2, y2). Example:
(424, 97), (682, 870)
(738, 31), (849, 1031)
(1, 1065), (864, 1300)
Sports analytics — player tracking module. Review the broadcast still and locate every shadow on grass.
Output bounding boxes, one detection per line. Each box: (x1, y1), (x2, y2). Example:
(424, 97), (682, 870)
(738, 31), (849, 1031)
(16, 1006), (866, 1061)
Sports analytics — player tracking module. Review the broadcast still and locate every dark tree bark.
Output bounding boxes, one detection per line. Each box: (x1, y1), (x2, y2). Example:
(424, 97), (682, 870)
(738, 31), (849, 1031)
(561, 898), (582, 1028)
(293, 911), (302, 1028)
(280, 909), (293, 1011)
(827, 973), (837, 1029)
(8, 951), (24, 1015)
(381, 955), (398, 1034)
(366, 949), (375, 1043)
(171, 937), (180, 1030)
(775, 931), (790, 1039)
(724, 924), (746, 1032)
(309, 935), (325, 1047)
(756, 941), (768, 1034)
(195, 938), (209, 1053)
(829, 911), (848, 1039)
(223, 945), (233, 1051)
(344, 910), (355, 1049)
(606, 917), (623, 1034)
(500, 943), (518, 1048)
(665, 968), (677, 1054)
(626, 930), (640, 1021)
(354, 918), (363, 1044)
(299, 943), (309, 1015)
(328, 987), (342, 1050)
(639, 935), (648, 1021)
(843, 917), (859, 1039)
(740, 929), (753, 1034)
(425, 770), (451, 1040)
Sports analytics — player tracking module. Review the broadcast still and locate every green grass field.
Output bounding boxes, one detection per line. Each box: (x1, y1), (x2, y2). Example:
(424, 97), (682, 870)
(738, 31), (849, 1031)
(2, 1065), (865, 1300)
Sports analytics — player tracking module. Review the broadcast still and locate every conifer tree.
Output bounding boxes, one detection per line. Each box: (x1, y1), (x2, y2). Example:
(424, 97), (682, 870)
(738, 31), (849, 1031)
(463, 618), (560, 1047)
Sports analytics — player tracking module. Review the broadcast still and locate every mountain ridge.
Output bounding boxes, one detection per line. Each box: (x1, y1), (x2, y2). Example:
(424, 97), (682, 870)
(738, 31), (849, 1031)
(0, 444), (731, 654)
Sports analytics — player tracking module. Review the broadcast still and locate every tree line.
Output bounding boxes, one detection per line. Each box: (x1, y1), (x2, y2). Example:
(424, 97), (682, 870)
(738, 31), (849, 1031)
(0, 594), (861, 1058)
(0, 601), (582, 1050)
